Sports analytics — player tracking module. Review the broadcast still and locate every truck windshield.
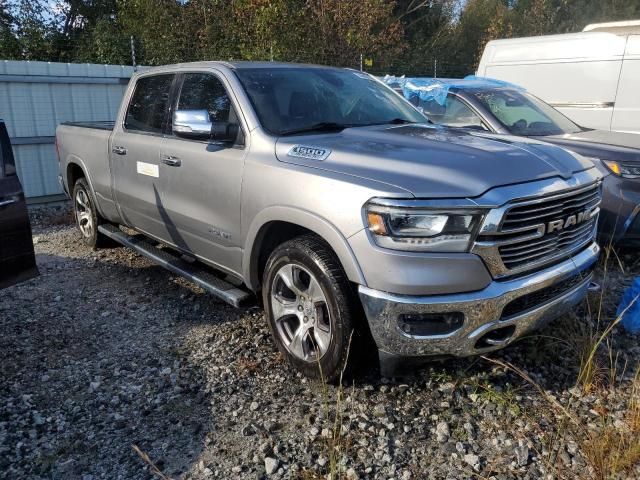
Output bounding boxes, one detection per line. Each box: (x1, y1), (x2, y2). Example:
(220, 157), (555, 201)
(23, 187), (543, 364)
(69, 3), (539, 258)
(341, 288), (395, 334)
(234, 67), (427, 136)
(471, 89), (583, 136)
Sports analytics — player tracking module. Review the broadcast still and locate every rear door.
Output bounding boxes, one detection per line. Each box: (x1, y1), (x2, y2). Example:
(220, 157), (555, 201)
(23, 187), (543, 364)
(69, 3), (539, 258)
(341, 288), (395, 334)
(0, 121), (38, 289)
(110, 73), (177, 240)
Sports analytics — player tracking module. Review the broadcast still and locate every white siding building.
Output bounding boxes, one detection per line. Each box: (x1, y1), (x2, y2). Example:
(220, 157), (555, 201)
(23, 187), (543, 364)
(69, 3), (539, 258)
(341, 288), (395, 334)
(0, 61), (137, 200)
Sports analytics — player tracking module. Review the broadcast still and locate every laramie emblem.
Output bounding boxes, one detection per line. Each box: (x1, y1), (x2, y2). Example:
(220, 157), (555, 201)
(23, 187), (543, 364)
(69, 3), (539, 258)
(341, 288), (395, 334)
(545, 208), (596, 234)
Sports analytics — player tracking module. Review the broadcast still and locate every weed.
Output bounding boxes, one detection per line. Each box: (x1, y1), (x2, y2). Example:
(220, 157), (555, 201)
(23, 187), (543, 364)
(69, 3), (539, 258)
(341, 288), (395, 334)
(311, 331), (355, 480)
(132, 444), (172, 480)
(473, 380), (522, 417)
(235, 356), (261, 375)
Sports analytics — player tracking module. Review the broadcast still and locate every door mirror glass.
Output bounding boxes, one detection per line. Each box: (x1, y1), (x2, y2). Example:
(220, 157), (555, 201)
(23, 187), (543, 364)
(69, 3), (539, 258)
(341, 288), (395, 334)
(172, 109), (212, 139)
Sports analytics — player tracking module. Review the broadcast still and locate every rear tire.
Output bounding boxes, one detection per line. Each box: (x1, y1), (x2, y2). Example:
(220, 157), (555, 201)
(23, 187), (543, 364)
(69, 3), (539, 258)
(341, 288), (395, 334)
(72, 178), (110, 250)
(262, 235), (358, 383)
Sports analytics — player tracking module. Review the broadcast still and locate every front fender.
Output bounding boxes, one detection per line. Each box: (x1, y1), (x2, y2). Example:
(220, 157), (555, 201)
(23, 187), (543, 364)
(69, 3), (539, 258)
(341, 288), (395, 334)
(243, 206), (366, 291)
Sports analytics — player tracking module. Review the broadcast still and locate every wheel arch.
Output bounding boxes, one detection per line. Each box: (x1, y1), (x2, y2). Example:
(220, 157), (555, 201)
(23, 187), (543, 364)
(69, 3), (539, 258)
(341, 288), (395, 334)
(243, 207), (366, 292)
(66, 161), (85, 194)
(65, 158), (107, 218)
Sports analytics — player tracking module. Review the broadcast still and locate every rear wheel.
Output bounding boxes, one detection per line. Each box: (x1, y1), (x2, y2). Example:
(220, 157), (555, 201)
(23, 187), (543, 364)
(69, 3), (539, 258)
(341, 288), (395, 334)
(263, 235), (357, 382)
(72, 178), (109, 249)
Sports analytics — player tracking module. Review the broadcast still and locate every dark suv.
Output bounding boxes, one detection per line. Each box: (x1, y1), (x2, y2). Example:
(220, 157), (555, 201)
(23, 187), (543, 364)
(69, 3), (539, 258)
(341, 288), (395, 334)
(0, 120), (38, 289)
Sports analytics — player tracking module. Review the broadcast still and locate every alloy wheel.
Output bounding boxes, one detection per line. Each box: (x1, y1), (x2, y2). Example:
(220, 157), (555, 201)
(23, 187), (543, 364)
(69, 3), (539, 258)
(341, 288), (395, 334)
(270, 263), (332, 362)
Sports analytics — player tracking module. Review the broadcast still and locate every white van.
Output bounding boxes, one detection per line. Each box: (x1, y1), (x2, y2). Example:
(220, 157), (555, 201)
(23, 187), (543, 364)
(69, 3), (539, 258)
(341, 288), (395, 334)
(476, 20), (640, 134)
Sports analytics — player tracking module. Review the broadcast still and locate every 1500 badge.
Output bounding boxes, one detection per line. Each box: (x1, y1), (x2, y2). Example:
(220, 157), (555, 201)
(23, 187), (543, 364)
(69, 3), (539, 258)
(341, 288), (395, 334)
(287, 145), (331, 161)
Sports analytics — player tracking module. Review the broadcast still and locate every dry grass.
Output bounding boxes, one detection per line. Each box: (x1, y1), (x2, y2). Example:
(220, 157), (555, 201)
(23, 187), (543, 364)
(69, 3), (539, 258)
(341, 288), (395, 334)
(132, 444), (173, 480)
(581, 370), (640, 479)
(300, 331), (355, 480)
(235, 356), (261, 375)
(482, 241), (640, 479)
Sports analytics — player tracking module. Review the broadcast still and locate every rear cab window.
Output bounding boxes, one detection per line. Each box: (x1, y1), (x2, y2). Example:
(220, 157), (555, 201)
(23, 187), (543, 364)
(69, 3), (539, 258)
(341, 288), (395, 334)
(125, 75), (175, 134)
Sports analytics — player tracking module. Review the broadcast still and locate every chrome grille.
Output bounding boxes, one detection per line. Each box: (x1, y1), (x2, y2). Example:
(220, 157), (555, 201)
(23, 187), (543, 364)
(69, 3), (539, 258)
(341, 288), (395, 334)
(501, 185), (600, 231)
(498, 183), (600, 270)
(472, 181), (601, 278)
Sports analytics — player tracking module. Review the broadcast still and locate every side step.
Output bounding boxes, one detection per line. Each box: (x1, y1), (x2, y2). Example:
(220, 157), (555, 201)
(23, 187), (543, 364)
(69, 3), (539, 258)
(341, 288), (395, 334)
(98, 224), (253, 308)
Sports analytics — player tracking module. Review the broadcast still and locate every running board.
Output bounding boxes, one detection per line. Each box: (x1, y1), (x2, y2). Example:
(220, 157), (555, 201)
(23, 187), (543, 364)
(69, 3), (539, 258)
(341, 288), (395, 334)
(98, 224), (253, 308)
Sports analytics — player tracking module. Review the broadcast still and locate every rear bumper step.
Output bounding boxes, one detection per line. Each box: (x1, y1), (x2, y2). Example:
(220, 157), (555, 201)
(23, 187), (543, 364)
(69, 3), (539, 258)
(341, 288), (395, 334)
(98, 224), (252, 308)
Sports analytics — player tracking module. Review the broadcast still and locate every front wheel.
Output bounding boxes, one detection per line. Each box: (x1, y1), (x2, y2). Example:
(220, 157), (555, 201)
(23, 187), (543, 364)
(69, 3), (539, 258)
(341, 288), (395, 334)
(262, 235), (357, 382)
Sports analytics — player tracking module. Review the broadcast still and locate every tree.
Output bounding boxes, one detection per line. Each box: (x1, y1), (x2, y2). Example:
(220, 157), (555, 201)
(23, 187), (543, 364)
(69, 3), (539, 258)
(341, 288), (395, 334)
(0, 0), (20, 59)
(304, 0), (405, 69)
(391, 0), (460, 75)
(12, 0), (55, 60)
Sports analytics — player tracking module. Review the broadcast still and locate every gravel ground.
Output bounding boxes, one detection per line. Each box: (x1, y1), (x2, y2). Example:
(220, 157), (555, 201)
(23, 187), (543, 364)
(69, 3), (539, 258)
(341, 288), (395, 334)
(1, 204), (639, 480)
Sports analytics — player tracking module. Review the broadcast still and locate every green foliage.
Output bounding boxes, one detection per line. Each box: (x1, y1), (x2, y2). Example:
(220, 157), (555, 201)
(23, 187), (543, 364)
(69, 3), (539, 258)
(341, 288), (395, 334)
(0, 0), (20, 59)
(0, 0), (639, 74)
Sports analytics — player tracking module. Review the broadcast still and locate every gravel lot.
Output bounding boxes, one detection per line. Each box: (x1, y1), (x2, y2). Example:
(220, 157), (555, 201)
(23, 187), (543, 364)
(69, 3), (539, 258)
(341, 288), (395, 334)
(1, 204), (639, 480)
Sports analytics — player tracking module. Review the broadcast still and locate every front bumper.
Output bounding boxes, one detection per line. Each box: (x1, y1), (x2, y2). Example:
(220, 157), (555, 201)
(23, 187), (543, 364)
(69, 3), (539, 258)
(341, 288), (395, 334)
(359, 242), (599, 358)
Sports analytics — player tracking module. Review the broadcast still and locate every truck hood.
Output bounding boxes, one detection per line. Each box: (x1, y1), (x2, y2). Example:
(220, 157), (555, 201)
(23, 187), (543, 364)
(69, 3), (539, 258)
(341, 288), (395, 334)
(275, 124), (594, 198)
(541, 129), (640, 164)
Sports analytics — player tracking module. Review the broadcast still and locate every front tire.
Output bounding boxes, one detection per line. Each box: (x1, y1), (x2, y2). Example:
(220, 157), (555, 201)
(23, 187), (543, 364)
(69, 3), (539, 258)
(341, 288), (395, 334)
(262, 235), (357, 382)
(72, 178), (109, 249)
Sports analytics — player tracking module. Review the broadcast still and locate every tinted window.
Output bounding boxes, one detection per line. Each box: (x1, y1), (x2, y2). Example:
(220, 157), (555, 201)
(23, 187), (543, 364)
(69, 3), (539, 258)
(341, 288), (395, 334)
(177, 73), (234, 123)
(235, 68), (426, 136)
(419, 94), (487, 130)
(0, 122), (16, 177)
(471, 89), (582, 136)
(125, 75), (174, 133)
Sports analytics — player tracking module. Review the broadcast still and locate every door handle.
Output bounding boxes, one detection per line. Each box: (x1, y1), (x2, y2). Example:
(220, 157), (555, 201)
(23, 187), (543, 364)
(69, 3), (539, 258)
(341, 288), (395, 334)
(161, 155), (181, 167)
(112, 146), (127, 155)
(0, 197), (17, 208)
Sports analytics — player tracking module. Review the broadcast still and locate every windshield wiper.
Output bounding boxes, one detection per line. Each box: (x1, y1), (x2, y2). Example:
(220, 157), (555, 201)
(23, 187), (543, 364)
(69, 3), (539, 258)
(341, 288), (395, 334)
(279, 122), (353, 136)
(388, 118), (417, 124)
(365, 118), (431, 126)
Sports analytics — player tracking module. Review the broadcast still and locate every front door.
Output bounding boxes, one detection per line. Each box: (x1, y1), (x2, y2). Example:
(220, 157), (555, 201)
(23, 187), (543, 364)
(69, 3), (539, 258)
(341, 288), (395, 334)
(157, 71), (247, 275)
(111, 73), (176, 240)
(0, 121), (38, 289)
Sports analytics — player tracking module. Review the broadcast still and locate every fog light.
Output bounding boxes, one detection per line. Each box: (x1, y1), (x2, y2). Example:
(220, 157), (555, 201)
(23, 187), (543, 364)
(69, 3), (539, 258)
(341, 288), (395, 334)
(398, 312), (464, 336)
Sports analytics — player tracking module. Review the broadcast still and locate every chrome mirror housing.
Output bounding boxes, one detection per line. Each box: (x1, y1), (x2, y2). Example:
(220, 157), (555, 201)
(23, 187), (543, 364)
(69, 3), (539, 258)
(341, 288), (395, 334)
(172, 110), (212, 139)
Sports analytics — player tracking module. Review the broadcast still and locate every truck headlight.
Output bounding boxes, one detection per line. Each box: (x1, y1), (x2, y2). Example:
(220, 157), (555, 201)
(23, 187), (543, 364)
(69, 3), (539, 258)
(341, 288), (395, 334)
(603, 160), (640, 179)
(366, 204), (484, 252)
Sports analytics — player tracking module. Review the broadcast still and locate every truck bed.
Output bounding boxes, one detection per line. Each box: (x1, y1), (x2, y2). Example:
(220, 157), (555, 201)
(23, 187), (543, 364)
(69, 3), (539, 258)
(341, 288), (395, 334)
(56, 122), (113, 202)
(61, 121), (115, 131)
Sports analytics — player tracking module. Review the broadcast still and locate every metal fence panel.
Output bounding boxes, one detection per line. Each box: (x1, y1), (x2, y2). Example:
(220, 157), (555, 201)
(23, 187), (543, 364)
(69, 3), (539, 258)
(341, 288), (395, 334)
(0, 60), (136, 199)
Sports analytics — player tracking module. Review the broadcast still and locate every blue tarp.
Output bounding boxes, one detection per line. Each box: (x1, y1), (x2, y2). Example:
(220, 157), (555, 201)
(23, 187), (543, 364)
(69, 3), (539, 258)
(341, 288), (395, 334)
(617, 277), (640, 334)
(383, 75), (524, 106)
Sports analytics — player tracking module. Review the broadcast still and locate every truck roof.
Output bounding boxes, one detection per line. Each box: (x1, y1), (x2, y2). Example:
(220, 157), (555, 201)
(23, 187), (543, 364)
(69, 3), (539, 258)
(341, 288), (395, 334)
(133, 61), (345, 76)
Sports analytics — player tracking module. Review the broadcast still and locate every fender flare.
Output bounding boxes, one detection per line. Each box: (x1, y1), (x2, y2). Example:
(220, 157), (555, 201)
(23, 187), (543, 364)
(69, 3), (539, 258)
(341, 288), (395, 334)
(243, 206), (366, 291)
(65, 156), (107, 218)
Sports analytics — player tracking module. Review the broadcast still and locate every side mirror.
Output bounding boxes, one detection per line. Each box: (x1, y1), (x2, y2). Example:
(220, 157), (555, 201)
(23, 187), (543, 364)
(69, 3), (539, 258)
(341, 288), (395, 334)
(173, 109), (212, 140)
(172, 109), (239, 143)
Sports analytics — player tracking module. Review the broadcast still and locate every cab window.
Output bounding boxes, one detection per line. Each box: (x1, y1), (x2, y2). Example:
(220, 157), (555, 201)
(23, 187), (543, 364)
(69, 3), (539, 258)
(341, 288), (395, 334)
(125, 74), (174, 134)
(177, 73), (237, 124)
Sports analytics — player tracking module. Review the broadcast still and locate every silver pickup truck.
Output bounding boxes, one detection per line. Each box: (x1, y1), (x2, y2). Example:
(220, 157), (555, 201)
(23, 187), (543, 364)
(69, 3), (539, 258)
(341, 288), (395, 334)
(56, 61), (602, 380)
